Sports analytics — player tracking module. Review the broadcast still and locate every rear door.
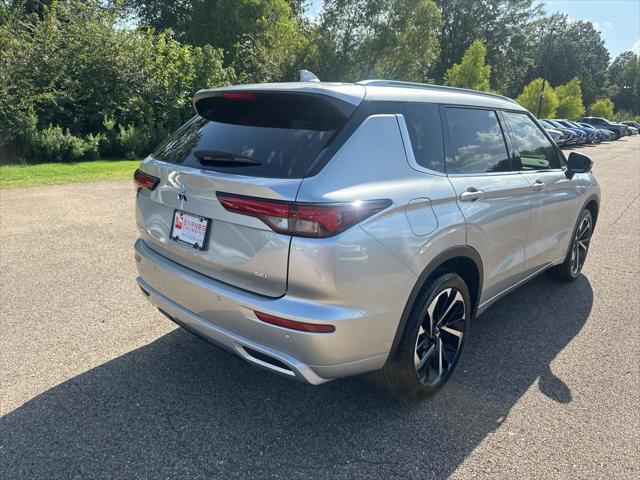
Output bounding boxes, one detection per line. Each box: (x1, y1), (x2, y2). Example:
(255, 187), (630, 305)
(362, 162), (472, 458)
(443, 106), (532, 303)
(501, 110), (581, 272)
(135, 91), (359, 297)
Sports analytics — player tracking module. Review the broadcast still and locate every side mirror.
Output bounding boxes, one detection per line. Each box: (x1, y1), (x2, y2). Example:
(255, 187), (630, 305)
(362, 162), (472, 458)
(565, 152), (592, 179)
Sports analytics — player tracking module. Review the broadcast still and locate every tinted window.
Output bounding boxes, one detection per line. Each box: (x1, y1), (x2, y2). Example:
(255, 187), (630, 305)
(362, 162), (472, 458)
(403, 103), (444, 172)
(503, 111), (561, 170)
(153, 93), (354, 178)
(445, 108), (511, 174)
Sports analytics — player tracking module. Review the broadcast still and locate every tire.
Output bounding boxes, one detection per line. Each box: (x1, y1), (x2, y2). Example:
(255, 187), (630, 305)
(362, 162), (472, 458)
(546, 209), (594, 282)
(378, 272), (471, 400)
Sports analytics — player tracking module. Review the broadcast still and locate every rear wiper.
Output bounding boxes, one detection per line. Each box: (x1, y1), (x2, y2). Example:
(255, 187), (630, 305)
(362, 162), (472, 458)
(194, 150), (261, 166)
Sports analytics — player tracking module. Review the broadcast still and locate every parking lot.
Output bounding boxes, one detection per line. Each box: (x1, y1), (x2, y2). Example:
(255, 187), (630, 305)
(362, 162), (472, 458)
(1, 136), (638, 479)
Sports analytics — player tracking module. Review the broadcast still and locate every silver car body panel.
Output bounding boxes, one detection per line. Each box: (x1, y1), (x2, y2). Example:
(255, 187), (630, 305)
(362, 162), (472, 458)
(519, 170), (582, 271)
(135, 240), (389, 384)
(447, 171), (532, 303)
(135, 81), (601, 383)
(135, 159), (303, 297)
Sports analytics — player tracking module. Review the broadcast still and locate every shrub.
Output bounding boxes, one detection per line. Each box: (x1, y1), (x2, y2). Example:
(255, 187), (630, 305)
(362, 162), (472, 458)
(516, 78), (559, 118)
(555, 77), (585, 120)
(31, 124), (102, 162)
(0, 0), (234, 163)
(588, 99), (615, 118)
(116, 124), (152, 159)
(444, 40), (492, 92)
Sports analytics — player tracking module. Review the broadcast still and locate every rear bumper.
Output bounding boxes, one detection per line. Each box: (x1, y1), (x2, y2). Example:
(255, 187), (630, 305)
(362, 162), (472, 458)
(134, 239), (389, 384)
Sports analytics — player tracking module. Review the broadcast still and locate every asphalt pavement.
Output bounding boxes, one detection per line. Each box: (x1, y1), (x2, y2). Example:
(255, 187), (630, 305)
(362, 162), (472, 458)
(1, 136), (639, 479)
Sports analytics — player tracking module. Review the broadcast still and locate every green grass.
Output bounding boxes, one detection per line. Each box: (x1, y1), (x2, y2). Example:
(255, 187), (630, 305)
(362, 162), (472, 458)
(0, 159), (142, 188)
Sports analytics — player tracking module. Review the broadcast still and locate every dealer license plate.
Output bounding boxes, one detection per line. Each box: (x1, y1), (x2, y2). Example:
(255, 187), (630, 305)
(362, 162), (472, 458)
(170, 210), (210, 250)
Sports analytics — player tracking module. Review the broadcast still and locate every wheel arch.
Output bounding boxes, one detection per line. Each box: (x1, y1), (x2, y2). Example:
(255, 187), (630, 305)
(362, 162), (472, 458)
(583, 196), (599, 227)
(560, 194), (599, 261)
(386, 246), (483, 362)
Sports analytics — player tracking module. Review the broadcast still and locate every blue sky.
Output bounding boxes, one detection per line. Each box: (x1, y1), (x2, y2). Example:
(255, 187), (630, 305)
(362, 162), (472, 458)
(547, 0), (640, 58)
(307, 0), (640, 60)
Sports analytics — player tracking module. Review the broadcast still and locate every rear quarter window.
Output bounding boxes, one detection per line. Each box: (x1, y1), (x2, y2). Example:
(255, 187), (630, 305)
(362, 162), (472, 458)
(403, 102), (445, 172)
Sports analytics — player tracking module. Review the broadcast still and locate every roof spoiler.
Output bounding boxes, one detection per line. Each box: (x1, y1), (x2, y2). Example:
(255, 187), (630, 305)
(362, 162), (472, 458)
(192, 84), (365, 118)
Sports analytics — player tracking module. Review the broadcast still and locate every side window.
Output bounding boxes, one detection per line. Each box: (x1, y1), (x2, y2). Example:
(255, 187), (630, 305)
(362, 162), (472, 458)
(403, 103), (445, 172)
(445, 108), (511, 174)
(503, 111), (561, 170)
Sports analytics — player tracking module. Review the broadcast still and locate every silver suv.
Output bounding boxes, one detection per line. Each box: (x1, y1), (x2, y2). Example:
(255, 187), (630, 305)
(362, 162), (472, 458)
(134, 80), (600, 398)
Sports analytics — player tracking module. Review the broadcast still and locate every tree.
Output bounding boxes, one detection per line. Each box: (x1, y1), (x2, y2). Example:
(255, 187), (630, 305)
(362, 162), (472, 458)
(433, 0), (543, 95)
(608, 52), (640, 115)
(588, 99), (614, 119)
(124, 0), (305, 81)
(516, 78), (558, 118)
(308, 0), (442, 82)
(555, 77), (585, 120)
(444, 40), (491, 91)
(526, 14), (609, 106)
(609, 51), (636, 84)
(0, 0), (234, 162)
(232, 6), (309, 82)
(286, 0), (309, 19)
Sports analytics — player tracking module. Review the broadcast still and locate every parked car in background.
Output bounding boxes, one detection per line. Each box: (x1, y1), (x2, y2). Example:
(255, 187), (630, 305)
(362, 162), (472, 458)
(577, 122), (613, 142)
(133, 79), (600, 398)
(554, 119), (597, 144)
(581, 117), (627, 138)
(545, 127), (567, 146)
(571, 122), (602, 143)
(625, 125), (638, 135)
(540, 120), (578, 145)
(621, 120), (639, 131)
(544, 119), (586, 144)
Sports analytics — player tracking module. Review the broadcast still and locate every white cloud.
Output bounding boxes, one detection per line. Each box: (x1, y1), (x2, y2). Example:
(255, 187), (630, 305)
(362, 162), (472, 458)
(632, 39), (640, 54)
(592, 21), (600, 30)
(604, 21), (614, 29)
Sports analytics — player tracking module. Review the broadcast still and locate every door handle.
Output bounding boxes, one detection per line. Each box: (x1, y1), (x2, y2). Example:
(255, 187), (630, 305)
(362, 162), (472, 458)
(531, 180), (545, 192)
(460, 188), (484, 202)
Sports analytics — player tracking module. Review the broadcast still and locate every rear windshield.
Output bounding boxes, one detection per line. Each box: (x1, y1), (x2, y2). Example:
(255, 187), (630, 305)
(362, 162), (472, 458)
(152, 92), (355, 178)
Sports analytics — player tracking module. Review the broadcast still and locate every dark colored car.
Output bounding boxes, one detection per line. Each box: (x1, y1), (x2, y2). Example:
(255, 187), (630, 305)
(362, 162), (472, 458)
(554, 119), (597, 144)
(544, 119), (586, 144)
(571, 122), (603, 143)
(581, 117), (627, 139)
(545, 127), (566, 145)
(540, 120), (578, 145)
(577, 122), (612, 142)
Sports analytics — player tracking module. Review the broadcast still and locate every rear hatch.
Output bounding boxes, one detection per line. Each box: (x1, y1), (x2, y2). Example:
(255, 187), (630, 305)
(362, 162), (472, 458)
(135, 87), (363, 297)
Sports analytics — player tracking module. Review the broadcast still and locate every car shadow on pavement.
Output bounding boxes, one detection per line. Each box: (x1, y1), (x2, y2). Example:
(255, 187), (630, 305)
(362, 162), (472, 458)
(2, 275), (592, 479)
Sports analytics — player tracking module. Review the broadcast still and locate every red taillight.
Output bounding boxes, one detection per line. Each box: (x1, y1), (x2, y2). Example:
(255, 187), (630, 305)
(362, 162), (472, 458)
(222, 92), (255, 101)
(134, 169), (159, 191)
(254, 311), (335, 333)
(216, 193), (391, 238)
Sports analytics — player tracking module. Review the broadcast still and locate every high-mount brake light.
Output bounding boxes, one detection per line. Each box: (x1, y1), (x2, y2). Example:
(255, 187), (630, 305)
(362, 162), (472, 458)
(134, 169), (160, 191)
(216, 193), (391, 238)
(254, 311), (335, 333)
(222, 92), (256, 101)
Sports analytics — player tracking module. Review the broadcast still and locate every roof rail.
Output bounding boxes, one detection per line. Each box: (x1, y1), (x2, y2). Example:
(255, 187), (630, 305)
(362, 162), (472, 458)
(356, 79), (518, 104)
